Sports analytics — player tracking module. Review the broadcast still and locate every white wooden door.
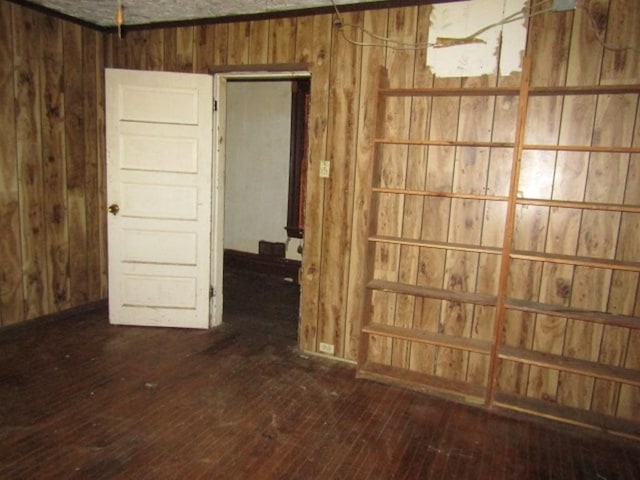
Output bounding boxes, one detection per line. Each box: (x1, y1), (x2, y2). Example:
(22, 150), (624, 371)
(106, 69), (214, 328)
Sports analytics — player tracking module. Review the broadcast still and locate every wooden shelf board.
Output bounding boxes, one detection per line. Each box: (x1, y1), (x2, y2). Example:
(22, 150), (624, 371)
(363, 322), (492, 354)
(505, 297), (640, 329)
(379, 84), (639, 99)
(529, 84), (640, 96)
(516, 198), (640, 214)
(510, 250), (640, 273)
(523, 143), (640, 154)
(498, 345), (640, 387)
(367, 279), (498, 307)
(369, 235), (502, 255)
(380, 86), (520, 97)
(372, 187), (508, 202)
(374, 138), (515, 148)
(493, 392), (640, 441)
(357, 362), (486, 404)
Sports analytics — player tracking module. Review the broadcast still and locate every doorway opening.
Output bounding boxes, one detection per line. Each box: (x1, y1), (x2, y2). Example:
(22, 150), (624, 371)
(212, 71), (310, 340)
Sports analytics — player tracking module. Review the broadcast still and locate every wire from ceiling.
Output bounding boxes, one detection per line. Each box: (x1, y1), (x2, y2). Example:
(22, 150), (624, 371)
(575, 0), (640, 55)
(330, 0), (550, 50)
(330, 0), (638, 55)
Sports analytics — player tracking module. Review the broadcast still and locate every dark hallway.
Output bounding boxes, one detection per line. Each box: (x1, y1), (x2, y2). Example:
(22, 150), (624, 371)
(223, 268), (300, 341)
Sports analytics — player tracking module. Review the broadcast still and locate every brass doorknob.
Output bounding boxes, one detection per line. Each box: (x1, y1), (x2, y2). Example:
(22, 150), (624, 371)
(108, 204), (120, 215)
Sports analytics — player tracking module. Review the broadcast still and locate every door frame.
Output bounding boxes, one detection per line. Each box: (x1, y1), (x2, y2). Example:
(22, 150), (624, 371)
(210, 69), (311, 327)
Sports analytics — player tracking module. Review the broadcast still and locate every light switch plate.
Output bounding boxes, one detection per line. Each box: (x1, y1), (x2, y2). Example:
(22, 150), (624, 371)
(319, 160), (330, 178)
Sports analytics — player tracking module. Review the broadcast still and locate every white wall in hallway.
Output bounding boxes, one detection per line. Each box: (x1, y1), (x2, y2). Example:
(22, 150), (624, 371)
(223, 80), (303, 261)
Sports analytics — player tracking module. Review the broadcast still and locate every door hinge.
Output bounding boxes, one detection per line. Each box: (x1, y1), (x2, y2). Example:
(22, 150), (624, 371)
(209, 286), (215, 298)
(214, 100), (218, 111)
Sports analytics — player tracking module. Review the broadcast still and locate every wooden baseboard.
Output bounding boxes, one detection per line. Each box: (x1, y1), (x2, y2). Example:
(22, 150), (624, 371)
(224, 249), (301, 282)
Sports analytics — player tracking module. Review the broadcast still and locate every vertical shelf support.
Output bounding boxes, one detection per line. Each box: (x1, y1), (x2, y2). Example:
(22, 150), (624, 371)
(485, 56), (532, 407)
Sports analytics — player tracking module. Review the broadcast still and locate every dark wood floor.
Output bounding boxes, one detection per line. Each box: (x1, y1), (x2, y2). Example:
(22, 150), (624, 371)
(1, 269), (638, 479)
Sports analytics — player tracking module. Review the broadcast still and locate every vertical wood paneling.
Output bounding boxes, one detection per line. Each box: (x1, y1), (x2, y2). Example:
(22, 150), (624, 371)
(13, 7), (48, 320)
(1, 3), (107, 327)
(126, 31), (150, 69)
(64, 22), (89, 306)
(176, 26), (195, 72)
(83, 29), (100, 302)
(293, 15), (314, 65)
(521, 4), (572, 403)
(227, 21), (250, 65)
(318, 10), (363, 358)
(600, 0), (640, 84)
(399, 4), (435, 373)
(95, 35), (107, 299)
(163, 26), (195, 71)
(40, 13), (69, 311)
(0, 2), (23, 326)
(195, 25), (215, 73)
(146, 30), (165, 70)
(212, 24), (229, 65)
(386, 7), (421, 370)
(249, 20), (269, 64)
(546, 0), (606, 410)
(268, 18), (296, 64)
(413, 81), (461, 375)
(344, 8), (388, 360)
(298, 14), (333, 353)
(368, 8), (420, 367)
(163, 28), (178, 70)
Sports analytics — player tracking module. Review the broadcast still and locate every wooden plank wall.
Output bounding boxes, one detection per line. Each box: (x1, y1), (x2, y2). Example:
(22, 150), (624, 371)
(107, 1), (638, 365)
(0, 3), (106, 327)
(102, 4), (446, 364)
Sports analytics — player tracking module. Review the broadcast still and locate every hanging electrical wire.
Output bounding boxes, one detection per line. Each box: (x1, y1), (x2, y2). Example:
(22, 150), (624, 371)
(330, 0), (553, 50)
(575, 0), (640, 55)
(330, 0), (640, 55)
(116, 0), (125, 38)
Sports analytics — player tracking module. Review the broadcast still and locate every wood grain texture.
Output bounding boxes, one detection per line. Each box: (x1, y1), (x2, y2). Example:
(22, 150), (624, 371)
(227, 21), (250, 65)
(411, 78), (461, 376)
(195, 25), (216, 73)
(1, 4), (107, 326)
(95, 38), (107, 299)
(516, 3), (572, 405)
(40, 13), (69, 311)
(212, 24), (229, 65)
(384, 6), (419, 370)
(298, 14), (333, 353)
(248, 20), (269, 65)
(64, 22), (89, 307)
(398, 5), (434, 372)
(269, 17), (296, 64)
(83, 29), (101, 302)
(0, 1), (23, 326)
(318, 10), (363, 358)
(13, 6), (48, 320)
(344, 9), (388, 360)
(600, 0), (640, 84)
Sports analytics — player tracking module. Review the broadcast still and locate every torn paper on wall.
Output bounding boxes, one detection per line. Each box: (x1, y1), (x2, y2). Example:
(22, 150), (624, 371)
(426, 0), (527, 77)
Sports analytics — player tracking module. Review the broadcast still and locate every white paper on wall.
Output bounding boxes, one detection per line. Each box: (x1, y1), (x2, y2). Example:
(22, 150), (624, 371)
(426, 0), (527, 77)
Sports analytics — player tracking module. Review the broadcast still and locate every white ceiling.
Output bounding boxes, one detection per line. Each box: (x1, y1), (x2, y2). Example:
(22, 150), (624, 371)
(20, 0), (393, 27)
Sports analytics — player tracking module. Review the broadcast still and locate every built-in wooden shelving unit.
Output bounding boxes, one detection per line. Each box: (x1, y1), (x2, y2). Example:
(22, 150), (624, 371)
(357, 60), (640, 439)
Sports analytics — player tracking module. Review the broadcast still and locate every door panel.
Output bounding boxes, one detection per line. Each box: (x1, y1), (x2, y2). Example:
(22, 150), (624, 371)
(106, 68), (214, 329)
